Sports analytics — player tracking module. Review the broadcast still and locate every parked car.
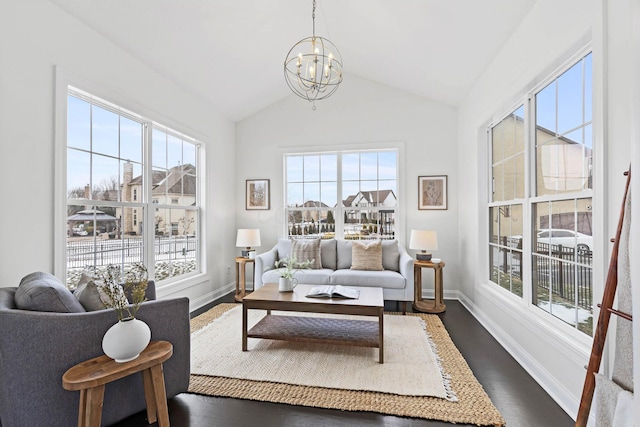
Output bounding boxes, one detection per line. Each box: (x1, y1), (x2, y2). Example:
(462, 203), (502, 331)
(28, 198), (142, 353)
(72, 225), (88, 236)
(536, 229), (592, 251)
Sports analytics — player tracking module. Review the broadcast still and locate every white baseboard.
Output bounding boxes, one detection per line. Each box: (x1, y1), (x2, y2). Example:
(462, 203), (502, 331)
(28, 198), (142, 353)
(453, 291), (588, 423)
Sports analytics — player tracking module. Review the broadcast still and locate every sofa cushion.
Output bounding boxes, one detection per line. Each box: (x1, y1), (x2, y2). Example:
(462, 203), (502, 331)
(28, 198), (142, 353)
(0, 287), (17, 310)
(330, 269), (406, 289)
(336, 240), (353, 269)
(277, 238), (292, 261)
(15, 272), (85, 313)
(291, 238), (322, 269)
(262, 268), (333, 286)
(351, 240), (383, 271)
(382, 240), (400, 272)
(320, 239), (337, 270)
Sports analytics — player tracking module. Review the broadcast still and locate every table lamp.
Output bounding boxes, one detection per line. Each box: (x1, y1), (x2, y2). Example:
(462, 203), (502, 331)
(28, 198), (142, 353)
(409, 230), (438, 261)
(236, 229), (261, 258)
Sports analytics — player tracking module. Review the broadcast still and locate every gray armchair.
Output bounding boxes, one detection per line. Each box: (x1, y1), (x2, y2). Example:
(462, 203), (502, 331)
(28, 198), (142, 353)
(0, 281), (190, 427)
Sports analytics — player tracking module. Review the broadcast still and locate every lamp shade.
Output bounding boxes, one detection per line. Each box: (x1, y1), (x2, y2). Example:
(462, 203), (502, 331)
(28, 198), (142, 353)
(409, 230), (438, 260)
(236, 229), (261, 248)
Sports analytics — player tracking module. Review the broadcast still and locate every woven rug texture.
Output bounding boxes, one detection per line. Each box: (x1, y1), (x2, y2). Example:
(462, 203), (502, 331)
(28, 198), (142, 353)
(191, 306), (450, 397)
(188, 303), (505, 426)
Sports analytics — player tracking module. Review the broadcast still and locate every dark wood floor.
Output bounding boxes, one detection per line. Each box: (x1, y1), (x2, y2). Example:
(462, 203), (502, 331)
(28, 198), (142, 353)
(113, 295), (574, 427)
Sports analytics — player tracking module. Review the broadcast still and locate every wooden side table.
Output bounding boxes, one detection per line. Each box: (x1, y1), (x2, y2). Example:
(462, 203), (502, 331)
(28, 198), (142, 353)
(235, 256), (255, 302)
(413, 260), (446, 313)
(62, 341), (173, 427)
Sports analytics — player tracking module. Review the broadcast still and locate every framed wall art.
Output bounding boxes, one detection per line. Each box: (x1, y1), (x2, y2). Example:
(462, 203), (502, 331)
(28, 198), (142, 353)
(418, 175), (448, 210)
(246, 179), (270, 210)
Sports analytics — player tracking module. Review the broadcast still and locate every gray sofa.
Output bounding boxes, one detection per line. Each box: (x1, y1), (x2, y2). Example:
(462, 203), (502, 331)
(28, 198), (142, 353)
(0, 277), (190, 427)
(255, 239), (414, 309)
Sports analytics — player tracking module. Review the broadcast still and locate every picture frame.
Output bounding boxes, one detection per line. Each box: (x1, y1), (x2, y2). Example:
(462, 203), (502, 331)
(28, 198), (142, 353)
(418, 175), (448, 210)
(246, 179), (270, 210)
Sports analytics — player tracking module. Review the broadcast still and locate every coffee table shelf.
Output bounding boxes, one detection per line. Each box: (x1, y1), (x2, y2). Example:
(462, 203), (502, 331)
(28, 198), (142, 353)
(247, 314), (380, 348)
(242, 283), (384, 363)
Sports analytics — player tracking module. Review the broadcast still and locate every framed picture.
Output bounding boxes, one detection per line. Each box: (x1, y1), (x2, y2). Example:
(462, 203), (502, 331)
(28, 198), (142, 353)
(418, 175), (448, 210)
(246, 179), (270, 210)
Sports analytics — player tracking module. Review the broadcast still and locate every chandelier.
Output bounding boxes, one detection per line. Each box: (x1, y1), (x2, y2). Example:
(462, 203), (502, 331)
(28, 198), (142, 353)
(284, 0), (343, 108)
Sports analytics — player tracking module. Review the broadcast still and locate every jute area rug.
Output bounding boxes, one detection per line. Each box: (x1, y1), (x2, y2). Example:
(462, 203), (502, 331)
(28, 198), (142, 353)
(188, 303), (505, 426)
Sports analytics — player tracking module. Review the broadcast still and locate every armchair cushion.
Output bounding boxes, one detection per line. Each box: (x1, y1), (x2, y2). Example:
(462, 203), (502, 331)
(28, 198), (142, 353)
(15, 272), (85, 313)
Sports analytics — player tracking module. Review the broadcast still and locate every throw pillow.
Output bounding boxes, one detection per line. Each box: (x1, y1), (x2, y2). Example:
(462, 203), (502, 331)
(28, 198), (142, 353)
(73, 271), (123, 311)
(290, 238), (322, 269)
(15, 272), (85, 313)
(351, 240), (384, 271)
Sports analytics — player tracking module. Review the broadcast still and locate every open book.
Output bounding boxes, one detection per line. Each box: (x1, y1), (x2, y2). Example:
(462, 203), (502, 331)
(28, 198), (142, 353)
(306, 285), (360, 299)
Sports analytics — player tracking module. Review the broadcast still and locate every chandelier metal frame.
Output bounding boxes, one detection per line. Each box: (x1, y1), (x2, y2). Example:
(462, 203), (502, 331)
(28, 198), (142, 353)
(284, 0), (343, 106)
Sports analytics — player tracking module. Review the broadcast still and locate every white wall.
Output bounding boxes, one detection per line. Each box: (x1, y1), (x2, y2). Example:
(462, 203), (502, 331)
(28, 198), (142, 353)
(458, 0), (636, 421)
(0, 0), (237, 309)
(235, 76), (459, 293)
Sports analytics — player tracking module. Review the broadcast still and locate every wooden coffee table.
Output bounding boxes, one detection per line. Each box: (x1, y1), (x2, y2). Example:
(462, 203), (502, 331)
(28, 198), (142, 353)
(242, 283), (385, 363)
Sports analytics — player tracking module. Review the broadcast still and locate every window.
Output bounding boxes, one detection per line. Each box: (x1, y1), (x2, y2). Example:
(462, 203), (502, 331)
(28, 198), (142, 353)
(65, 87), (200, 288)
(285, 150), (397, 240)
(487, 52), (593, 336)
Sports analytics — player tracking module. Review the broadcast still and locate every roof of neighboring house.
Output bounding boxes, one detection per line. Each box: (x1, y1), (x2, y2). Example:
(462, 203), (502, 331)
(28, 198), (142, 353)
(343, 190), (396, 206)
(128, 164), (196, 195)
(301, 200), (329, 208)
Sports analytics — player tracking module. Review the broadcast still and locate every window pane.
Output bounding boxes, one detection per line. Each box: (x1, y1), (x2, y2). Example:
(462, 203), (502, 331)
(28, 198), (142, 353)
(344, 209), (394, 240)
(92, 106), (119, 158)
(584, 54), (593, 123)
(489, 207), (499, 244)
(360, 152), (377, 180)
(287, 156), (303, 182)
(342, 153), (359, 181)
(120, 117), (143, 164)
(304, 155), (320, 181)
(320, 182), (337, 207)
(287, 183), (303, 206)
(92, 154), (120, 200)
(167, 134), (182, 169)
(152, 130), (167, 169)
(557, 61), (583, 135)
(303, 182), (320, 204)
(67, 149), (90, 199)
(378, 152), (396, 180)
(66, 205), (142, 287)
(154, 208), (198, 281)
(320, 154), (337, 181)
(67, 96), (90, 151)
(536, 82), (556, 134)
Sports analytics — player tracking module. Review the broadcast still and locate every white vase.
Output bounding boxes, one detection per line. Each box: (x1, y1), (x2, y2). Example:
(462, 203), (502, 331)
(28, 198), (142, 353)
(102, 318), (151, 363)
(278, 277), (297, 292)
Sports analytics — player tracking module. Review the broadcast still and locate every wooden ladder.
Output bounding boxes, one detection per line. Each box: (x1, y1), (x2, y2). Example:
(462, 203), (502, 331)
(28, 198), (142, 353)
(575, 167), (633, 427)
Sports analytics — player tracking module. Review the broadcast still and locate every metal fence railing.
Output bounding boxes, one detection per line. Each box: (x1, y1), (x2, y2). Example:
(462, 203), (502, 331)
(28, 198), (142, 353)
(493, 237), (593, 311)
(67, 236), (197, 269)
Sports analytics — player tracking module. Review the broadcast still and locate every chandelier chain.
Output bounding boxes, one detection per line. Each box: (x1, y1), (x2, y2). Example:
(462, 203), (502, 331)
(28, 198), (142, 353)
(312, 0), (316, 37)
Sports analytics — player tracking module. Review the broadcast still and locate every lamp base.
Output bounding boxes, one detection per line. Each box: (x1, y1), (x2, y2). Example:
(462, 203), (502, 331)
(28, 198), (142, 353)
(241, 249), (254, 258)
(416, 253), (432, 261)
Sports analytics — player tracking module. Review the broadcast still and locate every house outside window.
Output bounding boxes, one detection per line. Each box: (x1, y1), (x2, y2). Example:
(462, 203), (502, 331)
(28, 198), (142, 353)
(285, 150), (397, 240)
(65, 87), (200, 287)
(487, 51), (593, 336)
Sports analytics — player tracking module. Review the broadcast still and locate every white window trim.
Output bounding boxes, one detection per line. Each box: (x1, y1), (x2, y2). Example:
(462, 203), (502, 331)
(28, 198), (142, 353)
(280, 141), (406, 245)
(480, 37), (600, 347)
(54, 66), (207, 288)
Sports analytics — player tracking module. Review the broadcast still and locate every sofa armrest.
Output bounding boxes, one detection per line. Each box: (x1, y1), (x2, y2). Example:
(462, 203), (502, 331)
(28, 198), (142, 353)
(0, 297), (189, 427)
(254, 245), (278, 289)
(398, 244), (415, 300)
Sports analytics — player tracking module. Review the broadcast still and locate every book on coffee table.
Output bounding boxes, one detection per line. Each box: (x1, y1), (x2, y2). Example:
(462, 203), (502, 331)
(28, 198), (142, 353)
(306, 285), (360, 299)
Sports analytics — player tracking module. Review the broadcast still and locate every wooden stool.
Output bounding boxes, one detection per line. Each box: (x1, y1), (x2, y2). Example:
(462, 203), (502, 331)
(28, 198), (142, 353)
(62, 340), (173, 427)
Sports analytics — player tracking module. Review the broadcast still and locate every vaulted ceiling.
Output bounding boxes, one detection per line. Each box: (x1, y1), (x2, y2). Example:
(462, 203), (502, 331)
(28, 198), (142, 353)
(50, 0), (537, 122)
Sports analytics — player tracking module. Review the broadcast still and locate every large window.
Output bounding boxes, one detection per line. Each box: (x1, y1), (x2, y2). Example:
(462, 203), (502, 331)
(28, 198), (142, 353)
(285, 150), (397, 240)
(65, 88), (200, 288)
(488, 52), (593, 336)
